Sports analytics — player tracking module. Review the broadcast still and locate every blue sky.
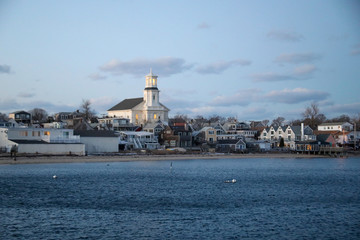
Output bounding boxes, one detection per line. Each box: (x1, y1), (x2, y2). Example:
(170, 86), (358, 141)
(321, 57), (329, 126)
(1, 0), (359, 121)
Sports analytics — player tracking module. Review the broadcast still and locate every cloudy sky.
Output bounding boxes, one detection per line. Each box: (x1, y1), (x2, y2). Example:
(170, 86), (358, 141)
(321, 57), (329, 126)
(1, 0), (359, 121)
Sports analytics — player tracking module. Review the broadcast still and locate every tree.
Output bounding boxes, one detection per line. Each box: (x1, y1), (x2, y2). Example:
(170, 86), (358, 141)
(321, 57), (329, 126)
(279, 137), (285, 148)
(80, 99), (95, 121)
(261, 119), (269, 127)
(29, 108), (48, 122)
(272, 117), (285, 127)
(208, 114), (225, 124)
(328, 114), (350, 123)
(302, 103), (325, 129)
(0, 112), (8, 121)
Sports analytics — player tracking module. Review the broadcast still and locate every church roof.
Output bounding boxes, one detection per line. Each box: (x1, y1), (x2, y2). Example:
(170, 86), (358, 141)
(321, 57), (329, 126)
(108, 98), (144, 111)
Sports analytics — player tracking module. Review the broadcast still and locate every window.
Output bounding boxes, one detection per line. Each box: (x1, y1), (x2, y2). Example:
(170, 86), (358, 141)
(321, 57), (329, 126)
(288, 136), (291, 141)
(153, 95), (155, 100)
(20, 131), (28, 137)
(263, 133), (266, 136)
(209, 130), (214, 135)
(288, 130), (291, 134)
(44, 131), (50, 136)
(136, 114), (139, 120)
(32, 131), (40, 137)
(271, 131), (274, 135)
(154, 114), (157, 119)
(152, 78), (156, 85)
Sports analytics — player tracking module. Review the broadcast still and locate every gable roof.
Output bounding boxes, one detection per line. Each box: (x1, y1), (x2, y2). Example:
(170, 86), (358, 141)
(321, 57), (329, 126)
(108, 98), (144, 111)
(74, 130), (118, 137)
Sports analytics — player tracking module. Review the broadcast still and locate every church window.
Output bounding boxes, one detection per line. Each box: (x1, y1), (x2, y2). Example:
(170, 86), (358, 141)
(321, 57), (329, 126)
(154, 114), (157, 119)
(136, 114), (138, 120)
(153, 94), (155, 100)
(152, 78), (156, 85)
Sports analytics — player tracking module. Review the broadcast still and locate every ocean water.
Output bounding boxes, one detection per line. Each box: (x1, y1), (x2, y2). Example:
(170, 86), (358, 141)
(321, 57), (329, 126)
(1, 157), (359, 239)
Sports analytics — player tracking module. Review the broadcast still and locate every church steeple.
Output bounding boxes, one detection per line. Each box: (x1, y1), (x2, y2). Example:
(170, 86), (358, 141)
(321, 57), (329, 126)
(145, 68), (158, 89)
(144, 68), (160, 107)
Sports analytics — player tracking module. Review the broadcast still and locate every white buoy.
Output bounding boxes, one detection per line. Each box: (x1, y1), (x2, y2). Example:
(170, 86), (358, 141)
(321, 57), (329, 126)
(53, 175), (57, 179)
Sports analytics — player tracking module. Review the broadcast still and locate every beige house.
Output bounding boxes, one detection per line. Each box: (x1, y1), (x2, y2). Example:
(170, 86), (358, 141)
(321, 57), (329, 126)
(107, 70), (169, 125)
(199, 127), (217, 143)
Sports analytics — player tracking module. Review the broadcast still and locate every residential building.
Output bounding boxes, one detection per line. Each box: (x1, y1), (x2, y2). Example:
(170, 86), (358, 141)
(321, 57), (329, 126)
(97, 117), (138, 131)
(318, 122), (353, 132)
(8, 111), (32, 125)
(216, 139), (246, 152)
(74, 130), (119, 154)
(118, 131), (159, 150)
(0, 127), (84, 155)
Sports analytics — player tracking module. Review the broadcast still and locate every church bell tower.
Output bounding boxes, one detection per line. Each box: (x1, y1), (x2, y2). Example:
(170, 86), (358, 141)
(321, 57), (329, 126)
(144, 68), (160, 107)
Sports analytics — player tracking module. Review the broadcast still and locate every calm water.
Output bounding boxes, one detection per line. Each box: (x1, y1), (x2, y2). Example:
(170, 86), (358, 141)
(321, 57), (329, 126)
(1, 157), (359, 239)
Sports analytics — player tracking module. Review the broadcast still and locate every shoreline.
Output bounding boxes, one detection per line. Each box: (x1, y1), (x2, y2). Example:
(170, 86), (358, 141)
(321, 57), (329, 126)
(1, 152), (357, 165)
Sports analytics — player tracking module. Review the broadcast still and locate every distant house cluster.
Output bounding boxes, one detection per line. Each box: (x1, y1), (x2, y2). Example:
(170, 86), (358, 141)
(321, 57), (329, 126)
(1, 71), (359, 155)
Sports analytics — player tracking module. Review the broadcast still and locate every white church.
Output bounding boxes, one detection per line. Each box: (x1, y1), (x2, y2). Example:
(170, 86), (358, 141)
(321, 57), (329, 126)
(107, 70), (169, 125)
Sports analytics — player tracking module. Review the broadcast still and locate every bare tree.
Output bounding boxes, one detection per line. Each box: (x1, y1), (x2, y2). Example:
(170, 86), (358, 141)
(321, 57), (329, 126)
(208, 114), (225, 124)
(80, 99), (95, 121)
(227, 116), (238, 122)
(272, 117), (285, 127)
(302, 103), (326, 129)
(173, 114), (189, 121)
(29, 108), (48, 122)
(261, 119), (269, 127)
(0, 112), (8, 121)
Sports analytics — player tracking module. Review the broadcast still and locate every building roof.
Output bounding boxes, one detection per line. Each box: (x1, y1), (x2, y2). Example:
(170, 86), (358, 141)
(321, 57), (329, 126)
(108, 98), (144, 111)
(10, 110), (31, 115)
(318, 122), (350, 126)
(74, 130), (118, 137)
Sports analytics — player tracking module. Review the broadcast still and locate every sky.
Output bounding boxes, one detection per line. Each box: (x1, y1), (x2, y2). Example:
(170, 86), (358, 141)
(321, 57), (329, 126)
(1, 0), (360, 122)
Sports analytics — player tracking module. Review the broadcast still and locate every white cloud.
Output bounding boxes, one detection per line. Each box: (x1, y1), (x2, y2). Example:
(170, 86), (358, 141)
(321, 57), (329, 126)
(293, 64), (317, 76)
(251, 72), (295, 82)
(251, 64), (317, 82)
(100, 57), (193, 77)
(275, 53), (322, 64)
(265, 88), (329, 104)
(267, 30), (303, 42)
(196, 59), (251, 74)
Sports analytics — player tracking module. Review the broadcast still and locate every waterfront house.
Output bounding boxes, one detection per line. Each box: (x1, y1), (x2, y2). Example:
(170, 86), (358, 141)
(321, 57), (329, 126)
(216, 139), (246, 152)
(0, 127), (84, 155)
(118, 131), (159, 150)
(74, 130), (119, 154)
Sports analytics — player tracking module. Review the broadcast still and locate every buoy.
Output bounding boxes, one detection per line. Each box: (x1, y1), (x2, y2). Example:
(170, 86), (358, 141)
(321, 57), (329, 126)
(225, 179), (236, 183)
(53, 175), (57, 179)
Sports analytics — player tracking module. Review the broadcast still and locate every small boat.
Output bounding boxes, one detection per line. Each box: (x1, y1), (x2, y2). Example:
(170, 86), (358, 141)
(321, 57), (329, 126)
(224, 179), (236, 183)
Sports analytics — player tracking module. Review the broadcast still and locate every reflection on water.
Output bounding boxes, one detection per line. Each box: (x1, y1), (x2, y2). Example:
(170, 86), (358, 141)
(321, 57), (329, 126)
(1, 157), (359, 239)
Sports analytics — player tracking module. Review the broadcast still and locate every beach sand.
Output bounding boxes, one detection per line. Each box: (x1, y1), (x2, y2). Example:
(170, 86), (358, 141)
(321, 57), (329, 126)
(0, 152), (333, 165)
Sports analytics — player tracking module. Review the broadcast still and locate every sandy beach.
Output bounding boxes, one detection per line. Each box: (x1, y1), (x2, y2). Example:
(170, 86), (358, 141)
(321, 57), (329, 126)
(0, 152), (343, 165)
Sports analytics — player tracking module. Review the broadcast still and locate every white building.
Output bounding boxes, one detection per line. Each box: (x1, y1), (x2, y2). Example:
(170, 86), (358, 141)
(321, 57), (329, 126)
(107, 70), (169, 125)
(74, 130), (119, 154)
(119, 131), (159, 150)
(317, 122), (353, 132)
(0, 128), (84, 155)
